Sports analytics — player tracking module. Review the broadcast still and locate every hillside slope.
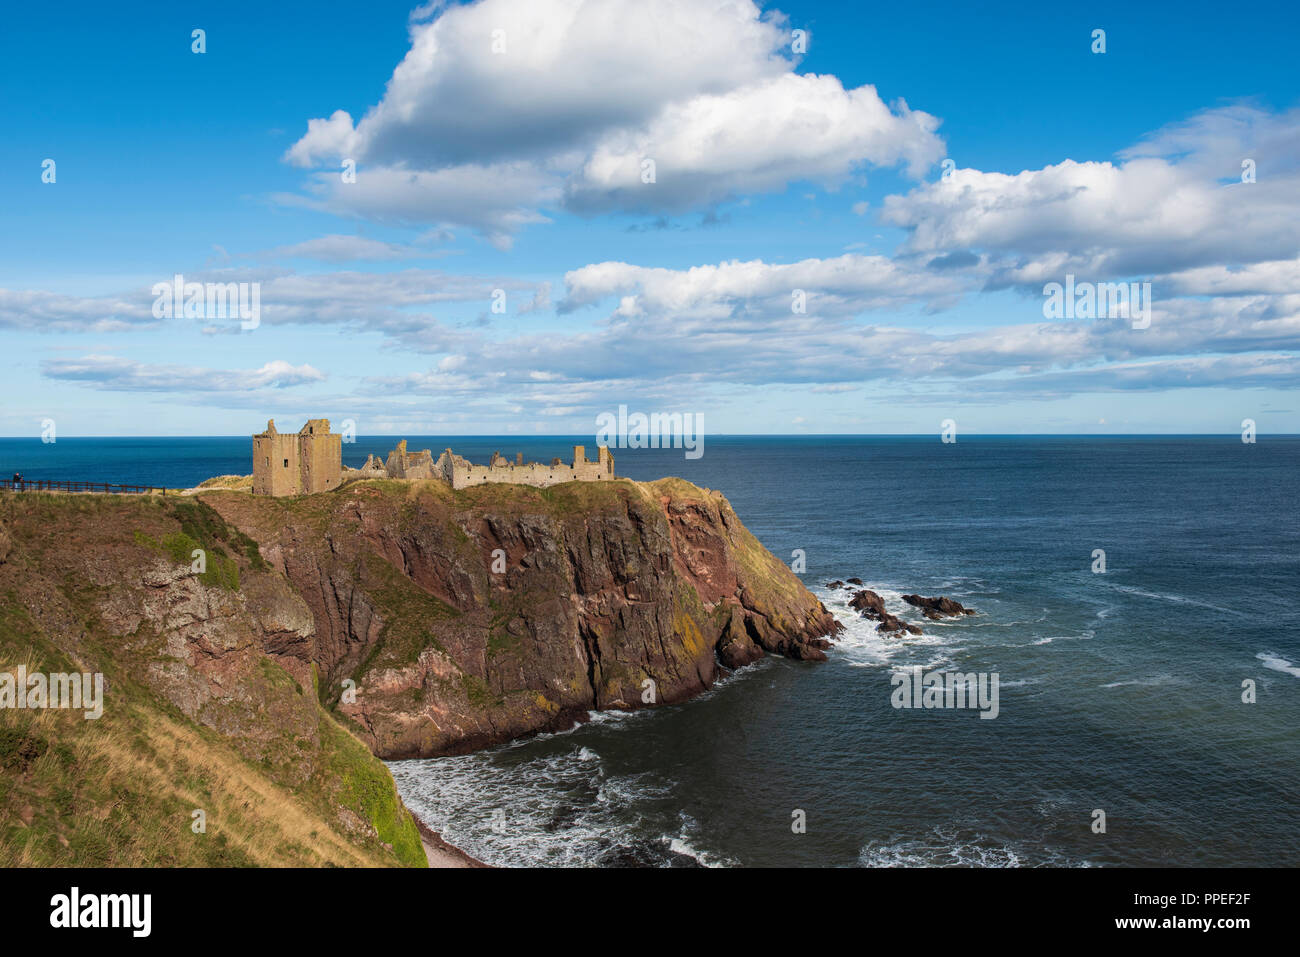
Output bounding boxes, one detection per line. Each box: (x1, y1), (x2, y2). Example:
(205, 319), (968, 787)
(0, 493), (424, 867)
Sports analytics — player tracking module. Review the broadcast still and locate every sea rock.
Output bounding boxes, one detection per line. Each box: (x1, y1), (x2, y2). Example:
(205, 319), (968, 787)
(717, 605), (765, 669)
(875, 614), (923, 637)
(848, 588), (887, 616)
(848, 588), (923, 637)
(901, 594), (975, 619)
(847, 577), (864, 586)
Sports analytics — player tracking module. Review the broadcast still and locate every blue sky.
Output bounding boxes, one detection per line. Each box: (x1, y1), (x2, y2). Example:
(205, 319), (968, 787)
(2, 0), (1297, 436)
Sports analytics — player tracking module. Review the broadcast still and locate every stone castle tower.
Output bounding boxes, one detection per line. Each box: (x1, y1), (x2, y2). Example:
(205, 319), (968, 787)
(251, 417), (613, 496)
(252, 418), (342, 497)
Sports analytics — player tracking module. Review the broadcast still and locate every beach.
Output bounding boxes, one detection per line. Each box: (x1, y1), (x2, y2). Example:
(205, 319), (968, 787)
(412, 813), (490, 869)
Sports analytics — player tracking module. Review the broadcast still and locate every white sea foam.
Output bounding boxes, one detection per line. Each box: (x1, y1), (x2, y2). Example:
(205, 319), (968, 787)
(967, 614), (1047, 629)
(1257, 652), (1300, 678)
(668, 815), (735, 868)
(1099, 674), (1182, 689)
(997, 677), (1042, 689)
(817, 580), (979, 671)
(1099, 582), (1239, 616)
(517, 699), (656, 743)
(581, 708), (646, 728)
(1029, 630), (1094, 646)
(858, 824), (1088, 868)
(687, 654), (772, 702)
(515, 719), (586, 745)
(389, 742), (695, 867)
(667, 836), (713, 865)
(385, 639), (785, 867)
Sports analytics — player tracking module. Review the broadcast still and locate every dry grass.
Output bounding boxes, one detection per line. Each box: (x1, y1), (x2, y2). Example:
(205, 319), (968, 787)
(0, 658), (404, 867)
(195, 474), (253, 491)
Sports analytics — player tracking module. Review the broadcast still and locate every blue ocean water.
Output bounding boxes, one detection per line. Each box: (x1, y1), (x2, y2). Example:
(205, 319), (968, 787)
(6, 435), (1297, 866)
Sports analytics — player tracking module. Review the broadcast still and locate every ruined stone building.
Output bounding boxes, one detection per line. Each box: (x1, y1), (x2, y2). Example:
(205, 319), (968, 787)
(251, 419), (342, 496)
(377, 440), (614, 489)
(252, 419), (614, 496)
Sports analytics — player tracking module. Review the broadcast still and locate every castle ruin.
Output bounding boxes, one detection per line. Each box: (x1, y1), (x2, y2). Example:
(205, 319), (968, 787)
(251, 418), (614, 496)
(375, 439), (615, 489)
(252, 418), (342, 496)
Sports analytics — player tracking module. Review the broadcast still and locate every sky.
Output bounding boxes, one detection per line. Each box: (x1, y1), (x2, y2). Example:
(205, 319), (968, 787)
(1, 0), (1297, 437)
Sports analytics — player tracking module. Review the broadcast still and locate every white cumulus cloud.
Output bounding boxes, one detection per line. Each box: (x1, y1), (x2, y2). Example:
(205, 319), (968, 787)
(282, 0), (944, 242)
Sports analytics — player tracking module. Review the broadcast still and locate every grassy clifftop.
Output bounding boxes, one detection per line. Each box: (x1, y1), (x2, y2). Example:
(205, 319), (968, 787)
(0, 492), (424, 868)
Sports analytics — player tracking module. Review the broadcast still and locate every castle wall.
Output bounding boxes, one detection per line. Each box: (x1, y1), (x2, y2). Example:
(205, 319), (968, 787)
(297, 420), (341, 493)
(252, 418), (342, 496)
(385, 440), (439, 480)
(343, 454), (387, 481)
(255, 423), (615, 496)
(253, 432), (303, 497)
(430, 445), (616, 490)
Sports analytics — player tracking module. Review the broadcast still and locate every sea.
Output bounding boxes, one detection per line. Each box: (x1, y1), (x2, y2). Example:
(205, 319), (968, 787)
(4, 434), (1296, 867)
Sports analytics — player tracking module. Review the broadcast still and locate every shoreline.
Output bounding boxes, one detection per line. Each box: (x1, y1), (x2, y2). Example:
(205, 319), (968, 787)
(410, 812), (491, 868)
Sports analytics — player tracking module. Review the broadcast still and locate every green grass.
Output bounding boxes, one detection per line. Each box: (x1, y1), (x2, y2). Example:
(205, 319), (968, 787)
(123, 497), (272, 591)
(459, 672), (501, 709)
(170, 498), (267, 572)
(354, 554), (460, 674)
(320, 720), (425, 867)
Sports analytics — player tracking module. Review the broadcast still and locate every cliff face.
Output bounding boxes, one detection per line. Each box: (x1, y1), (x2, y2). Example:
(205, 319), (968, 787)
(0, 494), (425, 867)
(0, 475), (836, 865)
(205, 477), (838, 759)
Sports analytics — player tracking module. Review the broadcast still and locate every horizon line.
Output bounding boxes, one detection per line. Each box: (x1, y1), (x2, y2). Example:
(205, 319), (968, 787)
(2, 432), (1296, 440)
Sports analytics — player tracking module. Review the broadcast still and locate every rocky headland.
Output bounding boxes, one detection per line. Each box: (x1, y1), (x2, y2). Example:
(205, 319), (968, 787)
(203, 475), (840, 758)
(0, 475), (839, 865)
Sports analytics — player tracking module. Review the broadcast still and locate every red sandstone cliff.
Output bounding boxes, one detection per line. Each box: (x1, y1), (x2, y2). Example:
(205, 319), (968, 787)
(205, 476), (839, 758)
